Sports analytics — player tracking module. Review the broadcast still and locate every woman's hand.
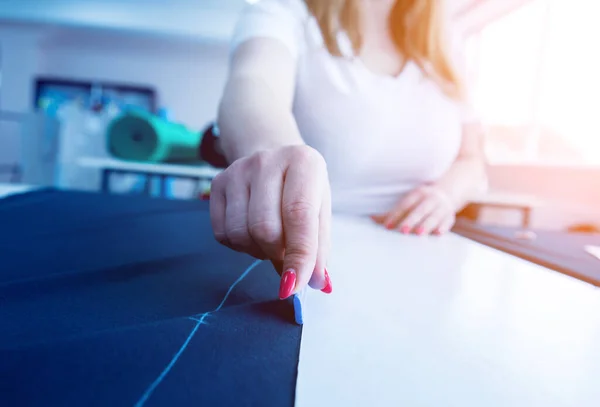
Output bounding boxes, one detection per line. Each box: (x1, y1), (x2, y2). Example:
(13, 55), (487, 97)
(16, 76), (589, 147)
(209, 145), (332, 299)
(371, 184), (456, 236)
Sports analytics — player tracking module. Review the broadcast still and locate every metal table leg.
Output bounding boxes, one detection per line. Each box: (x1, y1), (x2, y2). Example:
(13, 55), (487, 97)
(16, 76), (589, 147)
(143, 174), (152, 196)
(523, 207), (532, 229)
(158, 174), (168, 198)
(101, 169), (111, 193)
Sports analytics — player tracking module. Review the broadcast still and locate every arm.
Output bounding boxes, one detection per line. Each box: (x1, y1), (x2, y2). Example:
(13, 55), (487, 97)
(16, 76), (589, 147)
(211, 36), (332, 297)
(434, 121), (488, 211)
(217, 38), (305, 163)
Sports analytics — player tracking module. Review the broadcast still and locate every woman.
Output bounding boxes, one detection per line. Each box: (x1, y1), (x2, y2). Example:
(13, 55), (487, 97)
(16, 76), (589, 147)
(210, 0), (487, 301)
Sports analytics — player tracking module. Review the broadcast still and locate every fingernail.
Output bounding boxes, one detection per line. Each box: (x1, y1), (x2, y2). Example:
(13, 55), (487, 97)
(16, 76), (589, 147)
(433, 229), (442, 236)
(321, 268), (332, 294)
(279, 269), (296, 299)
(385, 223), (394, 230)
(416, 227), (425, 236)
(400, 225), (411, 234)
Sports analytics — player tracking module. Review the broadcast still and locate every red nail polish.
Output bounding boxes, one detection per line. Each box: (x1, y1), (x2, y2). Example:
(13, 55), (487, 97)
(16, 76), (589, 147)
(279, 269), (296, 299)
(321, 269), (332, 294)
(400, 226), (410, 234)
(433, 229), (442, 236)
(385, 223), (394, 230)
(416, 227), (425, 236)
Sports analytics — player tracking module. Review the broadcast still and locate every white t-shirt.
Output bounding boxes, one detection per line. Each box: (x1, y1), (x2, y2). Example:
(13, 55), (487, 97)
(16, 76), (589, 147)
(231, 0), (471, 216)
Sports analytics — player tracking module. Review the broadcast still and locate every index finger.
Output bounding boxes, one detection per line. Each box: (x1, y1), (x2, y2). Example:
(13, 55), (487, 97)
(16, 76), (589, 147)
(279, 156), (325, 298)
(383, 189), (424, 230)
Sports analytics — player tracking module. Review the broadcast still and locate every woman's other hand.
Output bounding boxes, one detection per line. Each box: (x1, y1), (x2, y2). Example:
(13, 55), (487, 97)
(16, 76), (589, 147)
(209, 145), (332, 299)
(371, 184), (456, 236)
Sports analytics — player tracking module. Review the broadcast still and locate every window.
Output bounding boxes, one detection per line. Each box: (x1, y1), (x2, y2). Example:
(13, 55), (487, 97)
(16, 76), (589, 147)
(464, 0), (600, 166)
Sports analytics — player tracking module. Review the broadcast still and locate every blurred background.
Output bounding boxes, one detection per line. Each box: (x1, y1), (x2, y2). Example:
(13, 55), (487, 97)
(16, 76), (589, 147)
(0, 0), (598, 231)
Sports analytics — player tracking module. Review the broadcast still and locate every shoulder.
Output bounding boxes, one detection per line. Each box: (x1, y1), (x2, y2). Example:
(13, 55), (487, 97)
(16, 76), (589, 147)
(230, 0), (311, 60)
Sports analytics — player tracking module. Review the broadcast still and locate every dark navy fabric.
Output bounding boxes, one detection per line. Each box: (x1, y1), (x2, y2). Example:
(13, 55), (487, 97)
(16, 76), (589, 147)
(0, 189), (301, 407)
(453, 219), (600, 286)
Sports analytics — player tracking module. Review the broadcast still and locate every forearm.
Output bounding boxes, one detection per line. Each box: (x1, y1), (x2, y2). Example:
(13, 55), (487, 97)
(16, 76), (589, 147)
(435, 156), (488, 211)
(217, 76), (305, 163)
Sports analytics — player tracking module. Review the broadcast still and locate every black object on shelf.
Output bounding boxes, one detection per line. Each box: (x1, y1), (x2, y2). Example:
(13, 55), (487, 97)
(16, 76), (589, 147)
(199, 123), (228, 169)
(34, 77), (157, 114)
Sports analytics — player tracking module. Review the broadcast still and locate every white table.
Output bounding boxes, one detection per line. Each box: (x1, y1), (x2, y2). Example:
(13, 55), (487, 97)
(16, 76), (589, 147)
(0, 183), (37, 199)
(78, 157), (221, 197)
(297, 215), (600, 407)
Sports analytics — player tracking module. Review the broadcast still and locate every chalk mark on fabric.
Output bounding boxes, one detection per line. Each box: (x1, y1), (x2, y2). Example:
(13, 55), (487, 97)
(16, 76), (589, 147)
(134, 258), (263, 407)
(187, 317), (207, 324)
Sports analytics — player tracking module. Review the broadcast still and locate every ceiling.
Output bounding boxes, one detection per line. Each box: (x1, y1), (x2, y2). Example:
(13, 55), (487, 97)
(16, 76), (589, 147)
(0, 0), (249, 41)
(0, 0), (523, 42)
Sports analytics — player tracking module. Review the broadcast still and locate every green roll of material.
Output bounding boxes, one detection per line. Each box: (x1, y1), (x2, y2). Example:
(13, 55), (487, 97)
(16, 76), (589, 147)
(107, 111), (202, 163)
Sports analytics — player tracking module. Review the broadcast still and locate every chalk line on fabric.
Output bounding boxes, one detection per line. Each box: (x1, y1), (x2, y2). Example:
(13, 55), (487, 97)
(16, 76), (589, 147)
(187, 316), (209, 324)
(134, 259), (263, 407)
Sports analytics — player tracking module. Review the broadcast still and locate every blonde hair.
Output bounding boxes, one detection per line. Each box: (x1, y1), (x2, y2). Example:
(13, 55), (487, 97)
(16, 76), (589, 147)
(303, 0), (463, 99)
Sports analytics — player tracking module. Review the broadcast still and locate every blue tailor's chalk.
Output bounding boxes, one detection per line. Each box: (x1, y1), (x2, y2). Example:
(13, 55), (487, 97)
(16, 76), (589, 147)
(293, 287), (307, 325)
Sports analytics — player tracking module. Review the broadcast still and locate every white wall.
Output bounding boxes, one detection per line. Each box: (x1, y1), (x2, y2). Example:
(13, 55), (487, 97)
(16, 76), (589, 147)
(0, 25), (44, 170)
(37, 30), (230, 129)
(0, 27), (42, 112)
(0, 0), (246, 43)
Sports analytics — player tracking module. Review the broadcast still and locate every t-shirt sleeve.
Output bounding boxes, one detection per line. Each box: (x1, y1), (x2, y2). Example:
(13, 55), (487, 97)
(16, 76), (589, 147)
(230, 0), (309, 60)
